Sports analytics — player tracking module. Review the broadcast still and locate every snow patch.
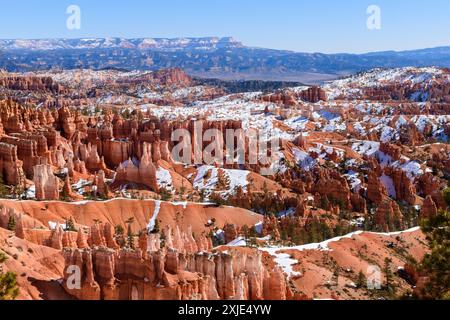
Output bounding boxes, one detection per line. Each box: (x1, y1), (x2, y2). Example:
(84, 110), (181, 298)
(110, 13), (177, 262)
(147, 201), (161, 232)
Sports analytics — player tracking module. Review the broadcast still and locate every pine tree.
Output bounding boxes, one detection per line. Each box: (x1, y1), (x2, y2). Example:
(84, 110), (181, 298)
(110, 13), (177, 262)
(0, 174), (9, 197)
(114, 225), (124, 236)
(125, 217), (135, 249)
(7, 216), (16, 231)
(356, 270), (367, 288)
(114, 225), (125, 248)
(151, 219), (160, 234)
(127, 223), (135, 249)
(0, 251), (19, 300)
(443, 187), (450, 208)
(160, 229), (166, 248)
(262, 181), (269, 196)
(64, 217), (77, 232)
(247, 226), (258, 247)
(417, 209), (450, 299)
(0, 272), (19, 300)
(248, 225), (257, 238)
(383, 257), (394, 293)
(0, 251), (6, 263)
(159, 187), (172, 201)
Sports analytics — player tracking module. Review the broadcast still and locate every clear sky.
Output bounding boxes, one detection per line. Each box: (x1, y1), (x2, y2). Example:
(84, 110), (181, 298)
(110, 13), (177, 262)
(0, 0), (449, 53)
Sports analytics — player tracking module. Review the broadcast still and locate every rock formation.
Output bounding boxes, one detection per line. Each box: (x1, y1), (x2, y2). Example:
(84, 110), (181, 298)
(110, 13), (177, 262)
(421, 196), (438, 219)
(33, 164), (60, 200)
(367, 172), (388, 204)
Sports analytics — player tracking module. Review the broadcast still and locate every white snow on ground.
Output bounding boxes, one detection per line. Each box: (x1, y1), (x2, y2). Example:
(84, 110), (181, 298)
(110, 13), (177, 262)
(172, 201), (188, 209)
(318, 110), (340, 121)
(156, 167), (173, 191)
(214, 228), (225, 239)
(368, 226), (421, 236)
(147, 200), (161, 232)
(380, 174), (396, 198)
(72, 179), (90, 190)
(171, 86), (208, 99)
(261, 226), (420, 254)
(193, 165), (249, 197)
(272, 253), (301, 278)
(25, 185), (36, 199)
(293, 148), (316, 170)
(350, 217), (365, 228)
(285, 116), (309, 131)
(376, 151), (393, 167)
(258, 247), (301, 278)
(254, 221), (263, 234)
(277, 207), (296, 218)
(376, 125), (398, 143)
(227, 237), (247, 246)
(323, 117), (346, 132)
(395, 116), (408, 129)
(48, 221), (67, 230)
(71, 179), (91, 195)
(352, 141), (380, 157)
(391, 160), (424, 180)
(148, 93), (298, 142)
(70, 200), (90, 205)
(353, 122), (366, 136)
(193, 165), (218, 192)
(324, 67), (445, 100)
(265, 149), (288, 175)
(226, 169), (250, 193)
(412, 115), (430, 132)
(259, 226), (421, 277)
(344, 171), (362, 192)
(352, 141), (427, 180)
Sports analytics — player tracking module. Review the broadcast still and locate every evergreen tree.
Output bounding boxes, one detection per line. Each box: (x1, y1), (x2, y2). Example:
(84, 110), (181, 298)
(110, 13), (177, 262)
(127, 223), (135, 249)
(122, 108), (131, 119)
(0, 251), (19, 300)
(248, 225), (257, 238)
(160, 229), (166, 248)
(247, 226), (258, 247)
(0, 251), (6, 263)
(417, 209), (450, 299)
(159, 187), (172, 201)
(0, 272), (19, 300)
(115, 224), (124, 236)
(151, 219), (160, 234)
(443, 187), (450, 208)
(114, 225), (125, 248)
(199, 189), (206, 202)
(7, 216), (16, 231)
(356, 270), (367, 288)
(383, 257), (394, 293)
(0, 174), (9, 197)
(64, 217), (77, 232)
(262, 181), (269, 196)
(125, 217), (135, 249)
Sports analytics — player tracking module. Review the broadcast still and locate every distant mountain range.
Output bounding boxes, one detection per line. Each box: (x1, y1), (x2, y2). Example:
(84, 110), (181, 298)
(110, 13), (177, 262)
(0, 37), (244, 51)
(1, 37), (450, 83)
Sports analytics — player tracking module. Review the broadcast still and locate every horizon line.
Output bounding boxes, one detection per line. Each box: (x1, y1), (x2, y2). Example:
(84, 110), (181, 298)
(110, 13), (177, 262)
(1, 36), (449, 56)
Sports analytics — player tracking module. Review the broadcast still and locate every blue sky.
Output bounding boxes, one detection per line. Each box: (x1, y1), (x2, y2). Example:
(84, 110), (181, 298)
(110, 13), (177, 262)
(0, 0), (449, 53)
